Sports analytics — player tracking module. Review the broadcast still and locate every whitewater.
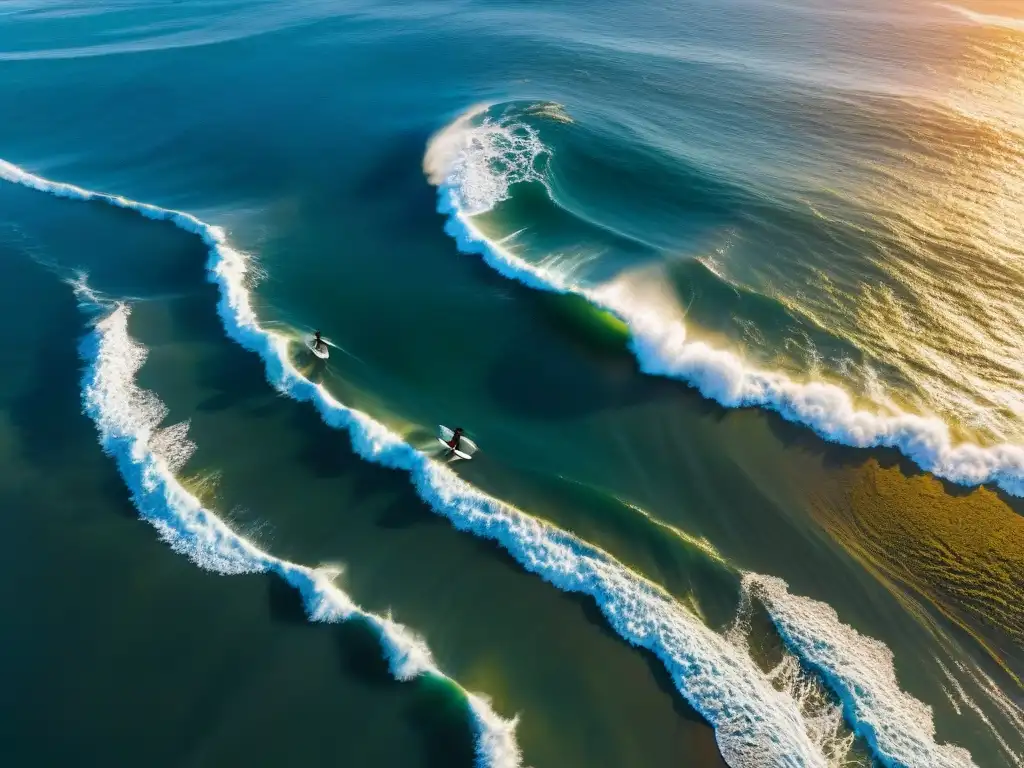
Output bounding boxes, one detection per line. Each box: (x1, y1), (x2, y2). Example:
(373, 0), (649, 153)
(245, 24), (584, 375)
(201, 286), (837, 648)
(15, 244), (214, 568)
(78, 301), (524, 768)
(422, 109), (1024, 498)
(0, 158), (978, 767)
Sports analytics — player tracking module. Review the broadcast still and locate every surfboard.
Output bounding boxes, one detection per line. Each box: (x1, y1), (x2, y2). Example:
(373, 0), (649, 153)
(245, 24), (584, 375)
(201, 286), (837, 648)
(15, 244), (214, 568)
(306, 337), (329, 359)
(438, 425), (477, 460)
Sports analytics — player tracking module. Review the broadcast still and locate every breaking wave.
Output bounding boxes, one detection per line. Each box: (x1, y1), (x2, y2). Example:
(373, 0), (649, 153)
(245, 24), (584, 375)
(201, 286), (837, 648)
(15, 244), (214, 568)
(0, 157), (984, 767)
(422, 105), (1024, 497)
(745, 576), (976, 768)
(79, 301), (523, 768)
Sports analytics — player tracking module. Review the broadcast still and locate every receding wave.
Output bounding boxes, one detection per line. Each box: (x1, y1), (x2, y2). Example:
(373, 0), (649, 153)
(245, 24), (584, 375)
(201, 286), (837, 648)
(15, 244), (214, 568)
(0, 157), (984, 767)
(421, 104), (1024, 498)
(78, 300), (522, 768)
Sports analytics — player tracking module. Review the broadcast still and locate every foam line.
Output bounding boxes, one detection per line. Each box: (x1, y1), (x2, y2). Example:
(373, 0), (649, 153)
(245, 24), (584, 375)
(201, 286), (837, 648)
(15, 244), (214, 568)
(0, 158), (842, 765)
(4, 157), (986, 767)
(205, 234), (834, 767)
(747, 575), (977, 768)
(420, 114), (1024, 498)
(79, 304), (522, 768)
(937, 661), (1022, 766)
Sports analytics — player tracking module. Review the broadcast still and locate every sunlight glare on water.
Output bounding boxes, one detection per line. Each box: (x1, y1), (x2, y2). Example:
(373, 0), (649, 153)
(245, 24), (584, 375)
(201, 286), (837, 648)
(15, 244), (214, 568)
(836, 6), (1024, 443)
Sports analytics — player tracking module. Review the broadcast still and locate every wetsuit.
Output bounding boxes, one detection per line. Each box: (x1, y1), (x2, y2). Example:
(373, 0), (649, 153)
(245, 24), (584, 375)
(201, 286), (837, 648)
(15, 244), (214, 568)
(447, 429), (463, 451)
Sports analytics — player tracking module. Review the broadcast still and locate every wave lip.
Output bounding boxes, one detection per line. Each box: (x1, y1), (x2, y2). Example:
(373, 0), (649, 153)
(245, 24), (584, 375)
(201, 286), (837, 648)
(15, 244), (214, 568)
(2, 154), (987, 766)
(0, 158), (835, 765)
(422, 106), (1024, 498)
(201, 212), (833, 766)
(79, 303), (522, 768)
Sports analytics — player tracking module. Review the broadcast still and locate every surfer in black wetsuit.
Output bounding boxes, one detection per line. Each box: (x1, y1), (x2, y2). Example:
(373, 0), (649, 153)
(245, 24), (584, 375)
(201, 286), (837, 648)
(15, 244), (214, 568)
(446, 427), (464, 453)
(313, 330), (324, 353)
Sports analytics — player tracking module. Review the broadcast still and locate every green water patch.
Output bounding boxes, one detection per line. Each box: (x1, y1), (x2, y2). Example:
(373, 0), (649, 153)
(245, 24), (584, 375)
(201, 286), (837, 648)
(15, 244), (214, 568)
(531, 291), (631, 356)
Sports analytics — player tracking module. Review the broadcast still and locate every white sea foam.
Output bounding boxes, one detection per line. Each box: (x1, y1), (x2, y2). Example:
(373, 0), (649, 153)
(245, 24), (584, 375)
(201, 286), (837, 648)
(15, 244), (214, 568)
(79, 303), (522, 768)
(0, 157), (842, 766)
(421, 109), (1024, 497)
(3, 155), (987, 767)
(747, 575), (977, 768)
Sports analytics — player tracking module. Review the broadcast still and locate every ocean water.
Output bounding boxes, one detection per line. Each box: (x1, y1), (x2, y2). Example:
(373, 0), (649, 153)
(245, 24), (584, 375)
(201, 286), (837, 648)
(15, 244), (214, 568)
(1, 1), (1023, 766)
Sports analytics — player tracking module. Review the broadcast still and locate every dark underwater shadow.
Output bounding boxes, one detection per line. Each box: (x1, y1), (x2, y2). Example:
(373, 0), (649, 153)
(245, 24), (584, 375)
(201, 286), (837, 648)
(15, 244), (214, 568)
(162, 285), (281, 416)
(448, 526), (729, 766)
(8, 268), (95, 468)
(349, 128), (438, 216)
(568, 589), (724, 736)
(371, 480), (442, 530)
(481, 310), (677, 421)
(759, 403), (1024, 511)
(1, 256), (139, 523)
(558, 585), (730, 766)
(282, 396), (434, 533)
(482, 319), (738, 424)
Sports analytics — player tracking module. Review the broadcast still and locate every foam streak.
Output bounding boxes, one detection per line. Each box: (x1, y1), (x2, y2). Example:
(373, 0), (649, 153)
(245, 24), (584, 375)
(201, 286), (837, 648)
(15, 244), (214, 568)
(748, 575), (976, 768)
(938, 4), (1024, 32)
(423, 114), (1024, 497)
(4, 156), (982, 767)
(0, 158), (837, 766)
(79, 304), (522, 768)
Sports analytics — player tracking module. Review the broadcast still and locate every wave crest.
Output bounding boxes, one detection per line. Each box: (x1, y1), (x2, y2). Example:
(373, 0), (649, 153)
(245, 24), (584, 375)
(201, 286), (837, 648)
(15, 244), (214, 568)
(3, 153), (989, 767)
(422, 104), (1024, 497)
(425, 103), (550, 215)
(79, 301), (523, 766)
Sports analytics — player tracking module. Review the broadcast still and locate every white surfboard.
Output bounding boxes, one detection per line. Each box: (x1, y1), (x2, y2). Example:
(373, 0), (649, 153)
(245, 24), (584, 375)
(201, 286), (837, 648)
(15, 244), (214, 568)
(438, 425), (477, 461)
(306, 337), (329, 359)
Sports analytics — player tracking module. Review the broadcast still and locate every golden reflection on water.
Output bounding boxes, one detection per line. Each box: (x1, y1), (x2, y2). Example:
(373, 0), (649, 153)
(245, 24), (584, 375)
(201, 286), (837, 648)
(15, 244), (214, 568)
(813, 459), (1024, 685)
(847, 16), (1024, 444)
(803, 7), (1024, 690)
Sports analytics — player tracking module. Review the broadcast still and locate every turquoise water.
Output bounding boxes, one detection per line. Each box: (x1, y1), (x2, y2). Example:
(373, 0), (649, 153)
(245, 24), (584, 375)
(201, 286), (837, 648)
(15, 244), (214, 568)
(2, 1), (1024, 766)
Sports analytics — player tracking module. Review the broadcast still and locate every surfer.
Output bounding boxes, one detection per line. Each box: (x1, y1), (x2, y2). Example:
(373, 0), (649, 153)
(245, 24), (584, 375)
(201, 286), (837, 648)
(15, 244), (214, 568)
(445, 427), (465, 453)
(313, 330), (325, 353)
(437, 425), (475, 461)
